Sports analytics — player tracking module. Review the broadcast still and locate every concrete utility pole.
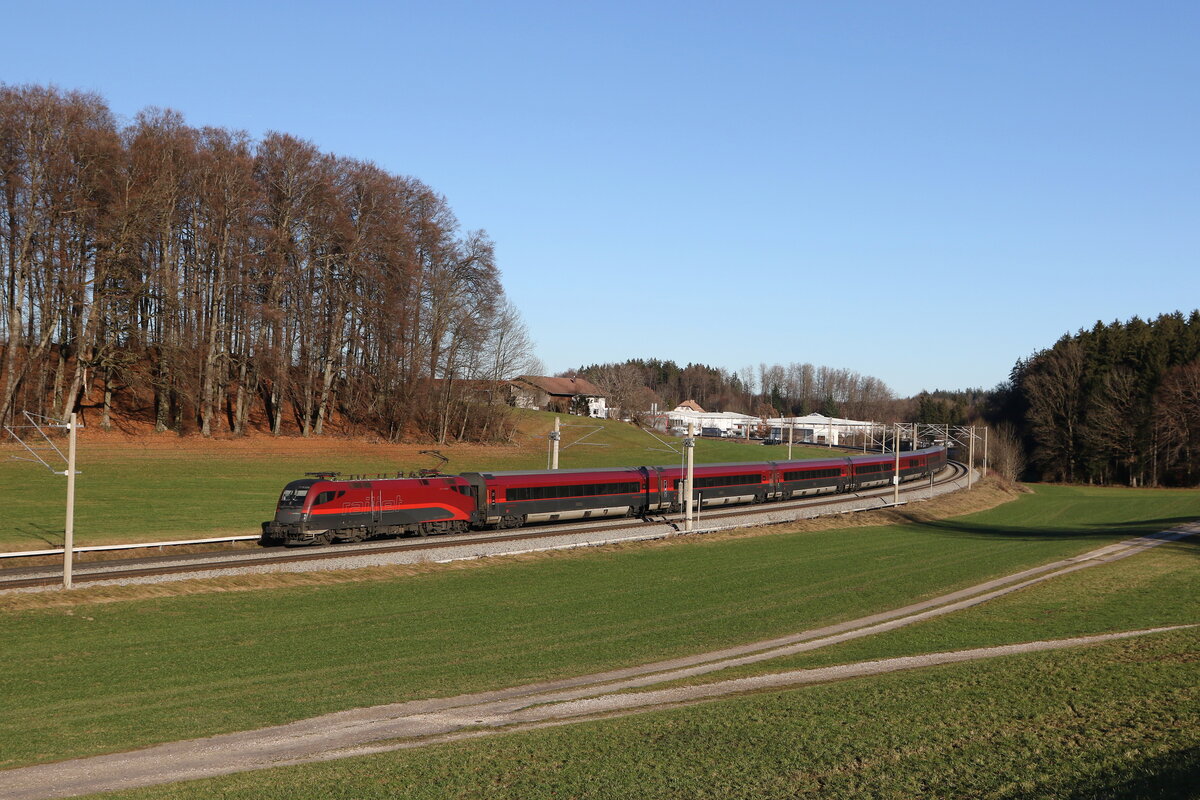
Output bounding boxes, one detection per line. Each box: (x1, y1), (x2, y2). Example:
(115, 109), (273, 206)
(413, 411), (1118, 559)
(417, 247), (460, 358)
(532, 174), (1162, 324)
(684, 423), (696, 532)
(983, 426), (989, 480)
(549, 416), (561, 470)
(787, 422), (794, 460)
(63, 413), (77, 589)
(5, 411), (80, 590)
(967, 425), (975, 490)
(893, 422), (901, 506)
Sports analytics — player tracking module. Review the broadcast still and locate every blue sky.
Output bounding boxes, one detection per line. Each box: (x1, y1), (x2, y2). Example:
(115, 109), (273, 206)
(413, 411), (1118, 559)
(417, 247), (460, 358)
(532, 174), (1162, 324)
(4, 1), (1196, 396)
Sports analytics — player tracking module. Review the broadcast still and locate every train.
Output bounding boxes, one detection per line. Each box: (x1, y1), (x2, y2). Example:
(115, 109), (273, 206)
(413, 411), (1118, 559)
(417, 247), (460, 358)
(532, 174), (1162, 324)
(260, 446), (948, 547)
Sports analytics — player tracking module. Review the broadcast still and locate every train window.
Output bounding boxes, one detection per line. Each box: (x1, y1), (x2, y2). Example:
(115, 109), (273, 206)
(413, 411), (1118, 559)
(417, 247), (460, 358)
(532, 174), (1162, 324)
(279, 488), (309, 507)
(313, 491), (336, 505)
(783, 468), (840, 481)
(694, 474), (759, 489)
(504, 482), (644, 502)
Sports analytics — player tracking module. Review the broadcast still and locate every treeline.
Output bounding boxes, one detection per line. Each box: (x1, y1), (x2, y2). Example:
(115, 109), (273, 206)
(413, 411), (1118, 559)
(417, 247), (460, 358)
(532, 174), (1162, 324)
(909, 388), (989, 425)
(0, 84), (534, 440)
(884, 314), (1200, 486)
(574, 358), (895, 421)
(997, 312), (1200, 486)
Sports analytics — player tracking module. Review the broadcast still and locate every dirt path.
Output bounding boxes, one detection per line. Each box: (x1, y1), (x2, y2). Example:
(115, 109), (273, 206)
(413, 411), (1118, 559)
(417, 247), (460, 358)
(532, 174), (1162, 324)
(3, 523), (1197, 800)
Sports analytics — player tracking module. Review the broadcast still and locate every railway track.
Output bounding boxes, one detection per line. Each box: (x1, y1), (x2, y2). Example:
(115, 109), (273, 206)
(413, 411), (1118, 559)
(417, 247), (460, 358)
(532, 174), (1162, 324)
(0, 461), (971, 593)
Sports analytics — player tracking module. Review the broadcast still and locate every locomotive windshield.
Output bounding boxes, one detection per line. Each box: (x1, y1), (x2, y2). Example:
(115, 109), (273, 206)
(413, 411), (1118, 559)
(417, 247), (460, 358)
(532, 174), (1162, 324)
(278, 479), (317, 508)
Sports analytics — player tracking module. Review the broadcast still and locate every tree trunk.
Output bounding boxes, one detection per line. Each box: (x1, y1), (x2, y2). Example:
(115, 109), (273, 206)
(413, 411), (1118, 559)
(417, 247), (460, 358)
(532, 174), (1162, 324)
(101, 365), (113, 430)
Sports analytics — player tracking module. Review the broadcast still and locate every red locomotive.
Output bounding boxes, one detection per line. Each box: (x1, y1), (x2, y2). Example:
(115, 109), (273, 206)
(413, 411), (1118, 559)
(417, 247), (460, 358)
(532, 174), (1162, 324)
(261, 447), (948, 546)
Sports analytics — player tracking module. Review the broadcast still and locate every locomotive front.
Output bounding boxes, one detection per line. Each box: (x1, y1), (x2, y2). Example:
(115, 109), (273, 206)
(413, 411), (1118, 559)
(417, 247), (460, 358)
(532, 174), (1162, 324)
(260, 478), (322, 546)
(261, 474), (480, 546)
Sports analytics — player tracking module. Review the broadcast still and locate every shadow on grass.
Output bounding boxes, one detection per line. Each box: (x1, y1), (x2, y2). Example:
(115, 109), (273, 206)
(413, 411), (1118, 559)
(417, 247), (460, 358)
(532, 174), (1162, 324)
(4, 523), (63, 548)
(1058, 745), (1200, 800)
(903, 514), (1200, 548)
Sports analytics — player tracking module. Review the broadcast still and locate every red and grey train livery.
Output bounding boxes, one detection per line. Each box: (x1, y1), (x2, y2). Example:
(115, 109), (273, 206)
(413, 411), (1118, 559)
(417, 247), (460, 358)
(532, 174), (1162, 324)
(262, 447), (947, 547)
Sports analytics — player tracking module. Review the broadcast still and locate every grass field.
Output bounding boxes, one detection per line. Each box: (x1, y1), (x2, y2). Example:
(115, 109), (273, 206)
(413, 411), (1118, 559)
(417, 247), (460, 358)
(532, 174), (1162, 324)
(1, 483), (1197, 790)
(0, 410), (837, 550)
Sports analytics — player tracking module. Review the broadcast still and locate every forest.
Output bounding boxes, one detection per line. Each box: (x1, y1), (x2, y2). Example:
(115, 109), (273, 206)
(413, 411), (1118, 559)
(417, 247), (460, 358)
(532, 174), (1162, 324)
(875, 313), (1200, 486)
(0, 84), (534, 442)
(996, 312), (1200, 486)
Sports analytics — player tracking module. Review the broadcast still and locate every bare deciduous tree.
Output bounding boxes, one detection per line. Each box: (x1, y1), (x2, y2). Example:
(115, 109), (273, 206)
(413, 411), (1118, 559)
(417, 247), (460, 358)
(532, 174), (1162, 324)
(987, 420), (1027, 481)
(1153, 361), (1200, 485)
(1023, 340), (1086, 482)
(0, 84), (537, 442)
